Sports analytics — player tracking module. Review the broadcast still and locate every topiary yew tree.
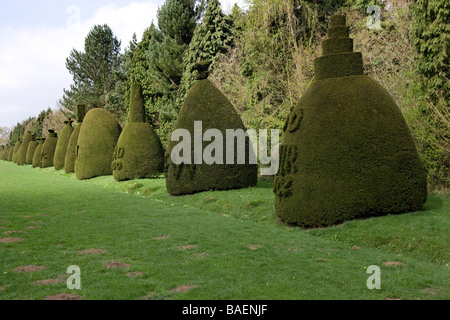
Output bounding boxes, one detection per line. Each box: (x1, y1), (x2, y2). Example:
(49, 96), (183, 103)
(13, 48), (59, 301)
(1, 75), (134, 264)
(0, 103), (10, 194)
(54, 119), (74, 170)
(112, 83), (165, 181)
(26, 138), (38, 164)
(65, 105), (86, 173)
(32, 139), (45, 168)
(40, 131), (58, 168)
(75, 108), (122, 180)
(17, 131), (32, 165)
(166, 61), (258, 195)
(273, 15), (428, 228)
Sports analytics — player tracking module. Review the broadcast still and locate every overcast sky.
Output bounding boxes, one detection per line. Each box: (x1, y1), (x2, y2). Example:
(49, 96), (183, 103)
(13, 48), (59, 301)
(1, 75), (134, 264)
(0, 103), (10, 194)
(0, 0), (248, 128)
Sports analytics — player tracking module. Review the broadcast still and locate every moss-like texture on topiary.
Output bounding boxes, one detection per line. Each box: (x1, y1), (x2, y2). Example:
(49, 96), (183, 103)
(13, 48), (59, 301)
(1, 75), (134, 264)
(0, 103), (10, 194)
(26, 139), (38, 164)
(32, 139), (44, 168)
(40, 131), (58, 168)
(112, 84), (164, 181)
(75, 108), (122, 180)
(8, 145), (14, 162)
(273, 15), (427, 228)
(17, 131), (33, 165)
(12, 141), (21, 164)
(53, 119), (74, 170)
(65, 105), (86, 173)
(166, 62), (258, 195)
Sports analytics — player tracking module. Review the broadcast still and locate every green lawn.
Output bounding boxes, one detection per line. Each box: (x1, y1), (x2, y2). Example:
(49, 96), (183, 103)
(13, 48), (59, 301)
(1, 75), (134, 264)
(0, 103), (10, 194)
(0, 161), (448, 300)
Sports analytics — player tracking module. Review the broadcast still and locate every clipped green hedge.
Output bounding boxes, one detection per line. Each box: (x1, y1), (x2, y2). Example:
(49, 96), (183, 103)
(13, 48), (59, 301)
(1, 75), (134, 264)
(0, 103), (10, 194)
(17, 131), (33, 165)
(40, 131), (58, 168)
(274, 15), (427, 228)
(54, 119), (74, 170)
(32, 139), (44, 168)
(112, 83), (164, 181)
(65, 124), (81, 174)
(26, 139), (38, 164)
(75, 108), (122, 180)
(12, 141), (21, 164)
(166, 62), (258, 195)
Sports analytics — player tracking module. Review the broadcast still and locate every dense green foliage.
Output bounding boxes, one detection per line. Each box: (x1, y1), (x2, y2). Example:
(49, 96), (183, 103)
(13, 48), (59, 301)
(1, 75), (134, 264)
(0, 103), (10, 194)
(112, 83), (165, 181)
(75, 108), (122, 180)
(274, 15), (428, 227)
(53, 120), (74, 170)
(17, 131), (32, 166)
(166, 74), (258, 195)
(25, 139), (38, 165)
(39, 131), (58, 168)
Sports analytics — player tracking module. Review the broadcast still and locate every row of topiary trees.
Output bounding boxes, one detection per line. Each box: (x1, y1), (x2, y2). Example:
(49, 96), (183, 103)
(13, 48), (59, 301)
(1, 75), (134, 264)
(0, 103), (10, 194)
(0, 16), (428, 228)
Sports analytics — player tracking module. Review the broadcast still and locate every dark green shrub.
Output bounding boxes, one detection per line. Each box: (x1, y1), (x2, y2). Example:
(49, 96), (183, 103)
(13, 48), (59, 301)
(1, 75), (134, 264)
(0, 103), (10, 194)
(8, 145), (14, 162)
(12, 141), (21, 164)
(273, 15), (428, 228)
(166, 62), (258, 195)
(54, 119), (74, 170)
(26, 139), (38, 164)
(17, 131), (33, 165)
(75, 108), (122, 180)
(112, 83), (164, 181)
(65, 105), (86, 173)
(32, 139), (45, 168)
(40, 131), (58, 168)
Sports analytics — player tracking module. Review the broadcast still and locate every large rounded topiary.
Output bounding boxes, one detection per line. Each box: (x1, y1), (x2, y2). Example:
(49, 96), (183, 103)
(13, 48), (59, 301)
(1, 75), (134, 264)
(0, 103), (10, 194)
(54, 119), (74, 170)
(75, 108), (122, 180)
(166, 61), (258, 195)
(12, 141), (21, 164)
(40, 131), (58, 168)
(112, 83), (164, 181)
(65, 105), (86, 173)
(26, 138), (38, 164)
(17, 131), (33, 165)
(8, 145), (14, 162)
(32, 139), (45, 168)
(273, 15), (427, 228)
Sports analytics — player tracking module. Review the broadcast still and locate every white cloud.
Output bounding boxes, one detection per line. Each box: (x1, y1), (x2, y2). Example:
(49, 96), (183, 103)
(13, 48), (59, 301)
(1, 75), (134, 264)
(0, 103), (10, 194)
(0, 0), (248, 128)
(0, 1), (158, 128)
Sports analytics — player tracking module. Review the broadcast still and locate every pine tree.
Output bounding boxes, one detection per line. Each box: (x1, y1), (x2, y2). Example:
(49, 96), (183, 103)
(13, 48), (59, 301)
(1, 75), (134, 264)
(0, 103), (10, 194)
(61, 25), (121, 117)
(178, 0), (234, 103)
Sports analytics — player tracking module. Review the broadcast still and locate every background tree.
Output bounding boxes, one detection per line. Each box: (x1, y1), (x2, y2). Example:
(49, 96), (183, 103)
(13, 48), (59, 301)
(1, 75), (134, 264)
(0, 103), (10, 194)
(61, 24), (122, 118)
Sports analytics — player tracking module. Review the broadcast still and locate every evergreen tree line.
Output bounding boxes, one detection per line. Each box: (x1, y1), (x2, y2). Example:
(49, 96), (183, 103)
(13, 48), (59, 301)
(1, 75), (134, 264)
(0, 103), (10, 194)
(4, 0), (448, 190)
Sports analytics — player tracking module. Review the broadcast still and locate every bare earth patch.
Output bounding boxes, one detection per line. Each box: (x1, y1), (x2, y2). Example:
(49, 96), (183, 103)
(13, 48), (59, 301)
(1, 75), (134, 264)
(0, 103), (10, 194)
(178, 245), (197, 251)
(127, 271), (143, 277)
(0, 286), (5, 291)
(383, 261), (406, 266)
(421, 288), (438, 295)
(3, 231), (26, 235)
(194, 252), (210, 258)
(103, 261), (132, 269)
(26, 225), (42, 230)
(14, 265), (47, 273)
(154, 235), (170, 240)
(35, 279), (65, 286)
(0, 226), (6, 229)
(43, 294), (81, 300)
(315, 257), (331, 262)
(170, 285), (199, 294)
(0, 237), (25, 243)
(352, 246), (361, 250)
(78, 249), (108, 255)
(247, 245), (262, 250)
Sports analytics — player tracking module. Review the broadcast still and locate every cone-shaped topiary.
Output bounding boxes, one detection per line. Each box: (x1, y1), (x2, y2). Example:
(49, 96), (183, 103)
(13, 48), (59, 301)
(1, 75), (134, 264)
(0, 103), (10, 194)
(40, 131), (58, 168)
(26, 139), (38, 164)
(75, 108), (122, 180)
(13, 141), (21, 164)
(54, 119), (74, 170)
(166, 61), (258, 195)
(8, 145), (14, 162)
(17, 131), (33, 165)
(112, 83), (165, 181)
(273, 15), (428, 228)
(65, 105), (86, 173)
(32, 139), (45, 168)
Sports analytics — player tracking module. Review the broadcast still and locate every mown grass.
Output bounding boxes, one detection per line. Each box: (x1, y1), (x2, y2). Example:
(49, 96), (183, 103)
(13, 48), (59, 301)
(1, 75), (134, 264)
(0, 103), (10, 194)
(0, 161), (448, 300)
